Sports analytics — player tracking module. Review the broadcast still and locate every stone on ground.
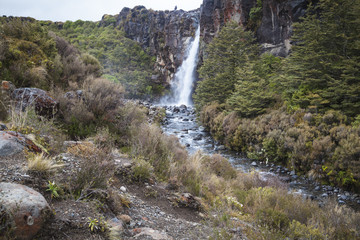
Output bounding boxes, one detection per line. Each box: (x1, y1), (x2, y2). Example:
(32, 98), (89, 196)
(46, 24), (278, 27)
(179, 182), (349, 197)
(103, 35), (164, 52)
(0, 182), (52, 240)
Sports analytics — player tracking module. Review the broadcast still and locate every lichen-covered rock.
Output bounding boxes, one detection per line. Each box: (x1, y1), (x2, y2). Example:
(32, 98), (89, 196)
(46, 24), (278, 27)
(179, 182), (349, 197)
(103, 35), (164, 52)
(0, 131), (42, 157)
(169, 193), (203, 211)
(11, 88), (59, 117)
(0, 182), (52, 240)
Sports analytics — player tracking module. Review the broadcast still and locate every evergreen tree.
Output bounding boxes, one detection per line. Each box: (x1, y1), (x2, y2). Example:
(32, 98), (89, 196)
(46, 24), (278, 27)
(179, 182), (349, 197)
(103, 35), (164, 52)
(227, 54), (280, 117)
(194, 22), (259, 110)
(280, 0), (360, 116)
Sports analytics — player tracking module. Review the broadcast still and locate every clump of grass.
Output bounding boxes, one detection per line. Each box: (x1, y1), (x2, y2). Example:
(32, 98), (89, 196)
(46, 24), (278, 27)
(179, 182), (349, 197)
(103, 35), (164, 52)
(8, 105), (67, 154)
(67, 143), (115, 201)
(26, 152), (63, 174)
(130, 123), (187, 180)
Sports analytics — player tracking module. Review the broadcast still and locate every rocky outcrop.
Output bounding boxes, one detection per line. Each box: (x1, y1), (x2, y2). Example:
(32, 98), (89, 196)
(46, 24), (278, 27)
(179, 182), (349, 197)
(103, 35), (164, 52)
(10, 88), (59, 117)
(200, 0), (308, 56)
(0, 182), (52, 240)
(100, 0), (307, 86)
(0, 131), (42, 156)
(101, 6), (200, 86)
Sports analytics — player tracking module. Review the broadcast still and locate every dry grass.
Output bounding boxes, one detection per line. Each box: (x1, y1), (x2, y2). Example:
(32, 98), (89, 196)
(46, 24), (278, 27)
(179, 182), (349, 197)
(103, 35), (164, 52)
(130, 123), (187, 180)
(26, 153), (63, 174)
(67, 143), (115, 200)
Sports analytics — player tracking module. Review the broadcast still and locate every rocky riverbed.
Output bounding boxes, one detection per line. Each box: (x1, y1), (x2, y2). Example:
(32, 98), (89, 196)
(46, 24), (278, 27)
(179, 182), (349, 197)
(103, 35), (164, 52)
(161, 104), (360, 211)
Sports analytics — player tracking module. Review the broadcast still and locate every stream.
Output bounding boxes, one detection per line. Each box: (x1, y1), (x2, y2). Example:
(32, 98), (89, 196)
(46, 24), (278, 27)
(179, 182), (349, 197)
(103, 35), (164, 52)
(160, 104), (360, 211)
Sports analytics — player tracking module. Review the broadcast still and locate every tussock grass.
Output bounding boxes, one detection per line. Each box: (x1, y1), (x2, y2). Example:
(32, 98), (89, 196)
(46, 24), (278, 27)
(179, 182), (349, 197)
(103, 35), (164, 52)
(128, 121), (360, 239)
(67, 143), (115, 200)
(26, 153), (63, 173)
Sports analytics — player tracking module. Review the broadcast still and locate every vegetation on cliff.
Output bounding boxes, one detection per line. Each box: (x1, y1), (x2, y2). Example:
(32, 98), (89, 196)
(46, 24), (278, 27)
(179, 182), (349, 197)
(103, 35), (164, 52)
(0, 17), (102, 90)
(194, 0), (360, 191)
(42, 19), (160, 98)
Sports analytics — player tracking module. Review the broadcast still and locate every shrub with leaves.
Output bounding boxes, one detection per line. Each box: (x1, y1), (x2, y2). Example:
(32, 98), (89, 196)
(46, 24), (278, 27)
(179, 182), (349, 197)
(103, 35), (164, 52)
(67, 143), (115, 200)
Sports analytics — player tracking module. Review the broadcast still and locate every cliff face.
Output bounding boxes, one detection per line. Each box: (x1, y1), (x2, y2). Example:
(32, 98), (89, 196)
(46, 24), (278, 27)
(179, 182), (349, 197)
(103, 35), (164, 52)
(102, 0), (307, 87)
(102, 6), (200, 86)
(200, 0), (308, 57)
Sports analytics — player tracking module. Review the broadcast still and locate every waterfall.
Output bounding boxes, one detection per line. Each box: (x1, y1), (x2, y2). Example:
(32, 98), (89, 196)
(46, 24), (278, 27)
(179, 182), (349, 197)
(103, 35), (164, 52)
(161, 26), (200, 106)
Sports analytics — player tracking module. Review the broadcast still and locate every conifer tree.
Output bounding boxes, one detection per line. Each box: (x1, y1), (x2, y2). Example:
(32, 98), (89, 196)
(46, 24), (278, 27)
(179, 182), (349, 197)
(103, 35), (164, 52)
(280, 0), (360, 116)
(227, 54), (280, 117)
(194, 22), (259, 110)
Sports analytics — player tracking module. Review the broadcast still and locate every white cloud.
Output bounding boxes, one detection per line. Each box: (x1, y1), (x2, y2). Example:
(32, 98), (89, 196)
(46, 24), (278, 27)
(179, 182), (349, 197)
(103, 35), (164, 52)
(0, 0), (203, 21)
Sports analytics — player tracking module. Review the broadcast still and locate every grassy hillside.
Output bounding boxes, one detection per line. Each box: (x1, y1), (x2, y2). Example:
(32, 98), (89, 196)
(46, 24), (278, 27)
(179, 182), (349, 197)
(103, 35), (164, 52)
(41, 18), (162, 99)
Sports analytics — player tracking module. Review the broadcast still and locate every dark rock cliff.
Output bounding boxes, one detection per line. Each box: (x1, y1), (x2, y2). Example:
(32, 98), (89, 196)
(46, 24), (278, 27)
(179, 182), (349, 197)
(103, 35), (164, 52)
(101, 0), (308, 87)
(102, 6), (200, 86)
(200, 0), (308, 57)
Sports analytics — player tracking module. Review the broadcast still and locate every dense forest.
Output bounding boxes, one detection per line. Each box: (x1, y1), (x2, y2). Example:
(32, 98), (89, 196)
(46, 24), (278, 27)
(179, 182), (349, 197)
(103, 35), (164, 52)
(194, 0), (360, 191)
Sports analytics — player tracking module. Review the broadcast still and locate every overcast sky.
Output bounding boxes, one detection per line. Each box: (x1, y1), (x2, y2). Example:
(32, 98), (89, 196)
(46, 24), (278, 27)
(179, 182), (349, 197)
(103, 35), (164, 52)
(0, 0), (203, 22)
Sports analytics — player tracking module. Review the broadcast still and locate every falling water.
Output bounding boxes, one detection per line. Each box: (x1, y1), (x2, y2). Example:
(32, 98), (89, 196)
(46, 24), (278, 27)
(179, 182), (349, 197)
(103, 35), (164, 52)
(162, 26), (200, 106)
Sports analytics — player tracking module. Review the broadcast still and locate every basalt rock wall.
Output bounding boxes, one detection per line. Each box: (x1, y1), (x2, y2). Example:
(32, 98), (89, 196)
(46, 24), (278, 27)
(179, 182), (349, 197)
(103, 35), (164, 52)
(101, 6), (200, 86)
(200, 0), (308, 57)
(102, 0), (308, 86)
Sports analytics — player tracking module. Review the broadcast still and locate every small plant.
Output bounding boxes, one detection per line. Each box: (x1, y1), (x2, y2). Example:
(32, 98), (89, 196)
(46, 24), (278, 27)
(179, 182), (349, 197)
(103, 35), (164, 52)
(46, 181), (61, 199)
(132, 156), (154, 182)
(88, 217), (107, 232)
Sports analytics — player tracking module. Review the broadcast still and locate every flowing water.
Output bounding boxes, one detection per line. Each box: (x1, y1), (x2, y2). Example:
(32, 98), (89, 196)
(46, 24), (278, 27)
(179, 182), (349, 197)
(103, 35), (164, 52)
(158, 24), (360, 210)
(160, 26), (200, 106)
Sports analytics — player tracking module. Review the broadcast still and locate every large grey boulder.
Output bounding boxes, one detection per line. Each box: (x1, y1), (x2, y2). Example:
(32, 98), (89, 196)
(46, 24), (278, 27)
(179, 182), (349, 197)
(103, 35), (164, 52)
(0, 131), (25, 156)
(0, 182), (52, 240)
(0, 131), (42, 157)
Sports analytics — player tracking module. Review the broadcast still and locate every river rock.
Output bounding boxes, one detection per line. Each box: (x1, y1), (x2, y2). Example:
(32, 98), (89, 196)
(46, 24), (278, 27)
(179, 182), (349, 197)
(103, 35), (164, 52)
(251, 161), (258, 167)
(0, 182), (52, 240)
(11, 88), (58, 117)
(193, 134), (203, 141)
(0, 131), (42, 156)
(134, 227), (173, 240)
(0, 124), (7, 131)
(215, 145), (226, 151)
(339, 195), (348, 201)
(173, 107), (180, 113)
(169, 193), (203, 211)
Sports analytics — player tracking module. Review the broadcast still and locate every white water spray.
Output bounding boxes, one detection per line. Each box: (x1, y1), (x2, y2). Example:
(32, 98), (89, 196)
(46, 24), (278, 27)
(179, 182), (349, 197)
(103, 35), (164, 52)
(162, 26), (200, 106)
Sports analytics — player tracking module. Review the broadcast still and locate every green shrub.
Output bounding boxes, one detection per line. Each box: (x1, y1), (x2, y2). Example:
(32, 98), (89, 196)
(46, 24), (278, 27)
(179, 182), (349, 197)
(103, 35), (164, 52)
(203, 154), (237, 180)
(130, 123), (187, 180)
(132, 157), (154, 182)
(256, 208), (290, 231)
